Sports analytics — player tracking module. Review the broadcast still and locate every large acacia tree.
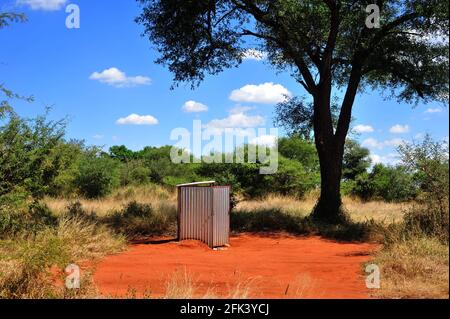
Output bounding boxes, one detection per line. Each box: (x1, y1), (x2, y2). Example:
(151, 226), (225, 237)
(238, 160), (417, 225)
(136, 0), (448, 223)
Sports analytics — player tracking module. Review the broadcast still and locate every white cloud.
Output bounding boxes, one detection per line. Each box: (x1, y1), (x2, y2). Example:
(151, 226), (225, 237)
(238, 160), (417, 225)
(205, 112), (265, 129)
(93, 134), (104, 140)
(363, 138), (405, 149)
(370, 153), (400, 166)
(384, 138), (404, 147)
(354, 124), (374, 133)
(182, 100), (208, 113)
(250, 134), (277, 147)
(116, 114), (159, 125)
(17, 0), (66, 10)
(229, 105), (255, 114)
(362, 138), (384, 149)
(242, 49), (267, 61)
(389, 124), (410, 134)
(89, 67), (151, 88)
(229, 82), (292, 104)
(425, 108), (443, 114)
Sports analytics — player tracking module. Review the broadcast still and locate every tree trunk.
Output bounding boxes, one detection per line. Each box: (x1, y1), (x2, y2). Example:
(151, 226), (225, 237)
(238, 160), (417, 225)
(312, 143), (347, 224)
(310, 90), (348, 224)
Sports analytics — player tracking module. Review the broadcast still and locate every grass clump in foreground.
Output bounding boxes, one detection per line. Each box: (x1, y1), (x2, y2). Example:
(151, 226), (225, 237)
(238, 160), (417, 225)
(0, 207), (125, 299)
(370, 199), (449, 299)
(372, 236), (448, 299)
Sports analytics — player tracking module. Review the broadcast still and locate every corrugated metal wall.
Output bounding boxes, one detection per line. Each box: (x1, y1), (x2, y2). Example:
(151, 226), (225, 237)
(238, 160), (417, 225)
(178, 186), (230, 248)
(212, 186), (230, 247)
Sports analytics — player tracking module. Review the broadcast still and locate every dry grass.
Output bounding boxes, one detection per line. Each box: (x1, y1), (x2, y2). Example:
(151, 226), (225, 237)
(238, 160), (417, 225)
(372, 237), (449, 299)
(0, 216), (126, 299)
(38, 186), (446, 299)
(45, 185), (407, 224)
(45, 185), (176, 217)
(236, 194), (408, 223)
(284, 274), (319, 298)
(164, 269), (254, 299)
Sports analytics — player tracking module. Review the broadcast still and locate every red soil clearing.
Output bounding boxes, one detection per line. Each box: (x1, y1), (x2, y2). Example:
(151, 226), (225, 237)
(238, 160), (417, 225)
(93, 233), (378, 299)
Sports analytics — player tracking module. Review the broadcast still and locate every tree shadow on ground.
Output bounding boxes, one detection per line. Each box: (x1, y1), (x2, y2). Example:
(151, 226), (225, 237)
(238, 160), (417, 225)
(231, 208), (383, 243)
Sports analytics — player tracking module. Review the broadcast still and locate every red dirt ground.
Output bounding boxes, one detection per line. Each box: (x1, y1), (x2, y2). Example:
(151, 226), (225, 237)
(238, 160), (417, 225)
(93, 233), (379, 299)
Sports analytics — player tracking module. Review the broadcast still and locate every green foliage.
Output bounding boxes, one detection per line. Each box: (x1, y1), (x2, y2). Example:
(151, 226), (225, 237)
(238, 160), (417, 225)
(0, 202), (56, 239)
(137, 0), (448, 222)
(265, 155), (318, 198)
(278, 135), (319, 170)
(119, 160), (151, 186)
(352, 164), (417, 202)
(0, 112), (67, 200)
(136, 0), (448, 102)
(74, 156), (120, 199)
(109, 145), (136, 162)
(398, 136), (449, 242)
(343, 139), (371, 180)
(0, 12), (27, 29)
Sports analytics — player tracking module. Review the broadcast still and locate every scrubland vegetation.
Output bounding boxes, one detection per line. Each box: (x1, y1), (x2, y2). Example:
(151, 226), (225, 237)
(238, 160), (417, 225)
(0, 110), (448, 299)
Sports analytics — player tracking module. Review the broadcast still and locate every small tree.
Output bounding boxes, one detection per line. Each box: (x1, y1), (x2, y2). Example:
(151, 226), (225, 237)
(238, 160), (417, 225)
(342, 139), (371, 180)
(136, 0), (448, 223)
(398, 135), (449, 241)
(75, 156), (120, 198)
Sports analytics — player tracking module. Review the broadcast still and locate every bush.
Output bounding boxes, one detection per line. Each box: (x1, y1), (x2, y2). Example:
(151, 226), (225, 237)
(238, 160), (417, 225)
(107, 201), (177, 237)
(351, 164), (417, 202)
(75, 156), (119, 198)
(0, 112), (68, 200)
(0, 202), (56, 238)
(397, 136), (449, 242)
(119, 160), (151, 186)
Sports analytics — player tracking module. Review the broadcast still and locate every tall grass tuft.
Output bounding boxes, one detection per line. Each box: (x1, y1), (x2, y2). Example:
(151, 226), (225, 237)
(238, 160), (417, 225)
(106, 201), (177, 238)
(0, 215), (125, 298)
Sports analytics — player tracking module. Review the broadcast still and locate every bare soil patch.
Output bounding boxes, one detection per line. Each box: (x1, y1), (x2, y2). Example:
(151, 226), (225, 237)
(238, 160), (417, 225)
(93, 233), (378, 298)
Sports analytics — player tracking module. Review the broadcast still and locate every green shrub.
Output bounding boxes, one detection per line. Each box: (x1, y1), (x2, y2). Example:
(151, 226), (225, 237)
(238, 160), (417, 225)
(351, 164), (417, 202)
(119, 160), (151, 186)
(397, 136), (449, 243)
(75, 156), (119, 198)
(0, 202), (56, 238)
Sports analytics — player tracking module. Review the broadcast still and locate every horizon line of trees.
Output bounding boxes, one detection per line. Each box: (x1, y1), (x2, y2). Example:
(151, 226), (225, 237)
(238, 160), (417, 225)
(1, 110), (447, 206)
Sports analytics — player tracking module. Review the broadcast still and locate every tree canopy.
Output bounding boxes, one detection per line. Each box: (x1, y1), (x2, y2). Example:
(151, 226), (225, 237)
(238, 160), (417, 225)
(136, 0), (448, 103)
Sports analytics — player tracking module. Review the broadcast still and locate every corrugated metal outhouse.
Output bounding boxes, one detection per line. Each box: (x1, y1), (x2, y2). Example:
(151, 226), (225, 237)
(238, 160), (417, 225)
(177, 181), (230, 248)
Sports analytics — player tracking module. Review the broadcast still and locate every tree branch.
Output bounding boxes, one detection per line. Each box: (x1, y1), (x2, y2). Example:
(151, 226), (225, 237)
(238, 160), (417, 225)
(335, 60), (363, 145)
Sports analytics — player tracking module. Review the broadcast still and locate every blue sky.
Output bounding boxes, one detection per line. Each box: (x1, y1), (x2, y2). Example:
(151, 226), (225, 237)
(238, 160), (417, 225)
(1, 0), (448, 165)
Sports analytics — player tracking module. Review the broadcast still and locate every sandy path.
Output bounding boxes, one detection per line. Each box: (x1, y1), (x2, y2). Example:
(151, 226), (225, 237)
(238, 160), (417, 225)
(93, 233), (378, 298)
